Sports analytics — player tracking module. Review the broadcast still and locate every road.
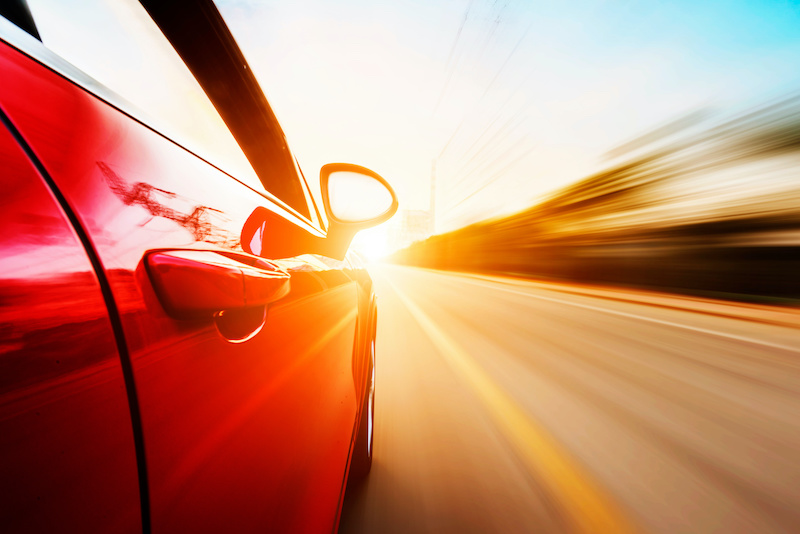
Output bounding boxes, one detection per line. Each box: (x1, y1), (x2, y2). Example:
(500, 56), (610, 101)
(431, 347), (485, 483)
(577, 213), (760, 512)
(337, 265), (800, 534)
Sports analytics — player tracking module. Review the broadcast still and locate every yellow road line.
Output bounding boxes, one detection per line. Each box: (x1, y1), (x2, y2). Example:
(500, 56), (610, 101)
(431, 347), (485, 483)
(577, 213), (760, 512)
(388, 280), (638, 534)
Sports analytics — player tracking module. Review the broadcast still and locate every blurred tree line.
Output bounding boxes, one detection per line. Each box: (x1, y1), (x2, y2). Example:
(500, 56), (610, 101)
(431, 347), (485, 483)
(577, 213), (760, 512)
(392, 94), (800, 302)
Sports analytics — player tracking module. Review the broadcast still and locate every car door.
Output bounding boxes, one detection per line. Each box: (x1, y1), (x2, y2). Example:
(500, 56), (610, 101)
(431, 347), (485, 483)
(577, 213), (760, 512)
(0, 5), (363, 533)
(0, 99), (140, 533)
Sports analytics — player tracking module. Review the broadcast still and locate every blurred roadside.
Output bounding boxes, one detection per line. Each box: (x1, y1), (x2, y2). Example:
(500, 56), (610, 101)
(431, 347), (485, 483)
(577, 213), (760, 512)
(446, 270), (800, 330)
(391, 93), (800, 304)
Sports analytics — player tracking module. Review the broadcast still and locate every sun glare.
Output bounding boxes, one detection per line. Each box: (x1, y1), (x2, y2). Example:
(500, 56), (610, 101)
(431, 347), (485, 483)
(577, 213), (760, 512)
(351, 227), (392, 261)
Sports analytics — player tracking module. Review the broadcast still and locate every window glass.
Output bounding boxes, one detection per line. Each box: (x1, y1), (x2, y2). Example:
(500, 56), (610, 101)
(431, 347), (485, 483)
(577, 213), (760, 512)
(26, 0), (265, 193)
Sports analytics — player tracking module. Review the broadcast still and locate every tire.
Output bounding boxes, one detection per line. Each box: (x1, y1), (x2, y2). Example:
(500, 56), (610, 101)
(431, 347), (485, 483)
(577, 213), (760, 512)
(347, 325), (375, 485)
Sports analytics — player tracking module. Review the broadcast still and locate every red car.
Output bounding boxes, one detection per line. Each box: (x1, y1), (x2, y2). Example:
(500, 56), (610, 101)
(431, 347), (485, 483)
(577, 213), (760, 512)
(0, 1), (396, 532)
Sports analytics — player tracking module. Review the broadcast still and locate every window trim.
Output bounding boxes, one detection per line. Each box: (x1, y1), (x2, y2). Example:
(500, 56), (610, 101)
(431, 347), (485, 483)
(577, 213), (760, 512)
(294, 156), (326, 231)
(0, 0), (40, 40)
(0, 15), (326, 237)
(139, 0), (312, 219)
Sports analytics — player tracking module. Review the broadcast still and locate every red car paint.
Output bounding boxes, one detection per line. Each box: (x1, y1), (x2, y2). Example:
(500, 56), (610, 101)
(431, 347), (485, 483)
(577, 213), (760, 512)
(0, 5), (383, 533)
(0, 97), (141, 534)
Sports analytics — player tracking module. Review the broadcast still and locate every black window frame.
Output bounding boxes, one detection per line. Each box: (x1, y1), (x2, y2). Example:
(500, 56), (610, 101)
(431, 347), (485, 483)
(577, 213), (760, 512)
(139, 0), (313, 219)
(0, 0), (39, 40)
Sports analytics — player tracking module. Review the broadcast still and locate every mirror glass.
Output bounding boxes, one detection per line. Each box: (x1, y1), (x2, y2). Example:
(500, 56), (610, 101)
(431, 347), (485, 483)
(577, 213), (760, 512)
(327, 171), (394, 223)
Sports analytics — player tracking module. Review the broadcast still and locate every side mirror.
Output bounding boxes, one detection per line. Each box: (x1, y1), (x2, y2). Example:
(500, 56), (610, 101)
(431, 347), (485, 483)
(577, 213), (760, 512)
(320, 163), (398, 258)
(240, 163), (398, 261)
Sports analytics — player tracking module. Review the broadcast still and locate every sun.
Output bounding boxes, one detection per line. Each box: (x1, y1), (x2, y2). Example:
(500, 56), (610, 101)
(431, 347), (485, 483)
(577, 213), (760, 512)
(351, 227), (392, 261)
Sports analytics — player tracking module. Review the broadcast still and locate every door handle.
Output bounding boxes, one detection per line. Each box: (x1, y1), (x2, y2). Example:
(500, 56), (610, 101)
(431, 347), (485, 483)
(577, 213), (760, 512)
(146, 249), (290, 318)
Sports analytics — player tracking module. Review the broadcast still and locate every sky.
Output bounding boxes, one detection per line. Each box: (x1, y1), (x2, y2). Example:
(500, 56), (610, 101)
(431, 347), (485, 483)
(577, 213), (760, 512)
(217, 0), (800, 241)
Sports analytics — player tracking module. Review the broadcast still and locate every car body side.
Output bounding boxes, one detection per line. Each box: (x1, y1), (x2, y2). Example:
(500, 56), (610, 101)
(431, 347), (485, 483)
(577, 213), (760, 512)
(0, 6), (377, 534)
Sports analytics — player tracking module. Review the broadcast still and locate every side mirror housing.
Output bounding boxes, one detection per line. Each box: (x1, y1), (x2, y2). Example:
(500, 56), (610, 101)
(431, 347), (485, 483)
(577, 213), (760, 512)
(320, 163), (398, 258)
(240, 163), (397, 261)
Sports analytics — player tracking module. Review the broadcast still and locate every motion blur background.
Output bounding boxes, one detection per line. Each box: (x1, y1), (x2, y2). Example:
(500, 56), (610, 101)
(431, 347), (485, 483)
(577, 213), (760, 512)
(222, 3), (800, 533)
(216, 1), (800, 302)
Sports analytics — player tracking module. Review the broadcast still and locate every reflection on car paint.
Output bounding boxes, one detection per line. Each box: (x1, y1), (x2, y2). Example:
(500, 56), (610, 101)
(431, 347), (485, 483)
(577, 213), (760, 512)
(0, 117), (141, 533)
(97, 161), (239, 247)
(0, 39), (366, 533)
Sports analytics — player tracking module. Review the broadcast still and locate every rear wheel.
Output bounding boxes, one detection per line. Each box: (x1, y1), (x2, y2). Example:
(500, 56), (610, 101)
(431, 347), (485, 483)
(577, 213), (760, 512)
(347, 333), (375, 484)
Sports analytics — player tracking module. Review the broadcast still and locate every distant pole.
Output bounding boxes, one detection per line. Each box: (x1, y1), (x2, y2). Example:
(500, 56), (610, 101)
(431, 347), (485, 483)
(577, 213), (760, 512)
(430, 159), (437, 235)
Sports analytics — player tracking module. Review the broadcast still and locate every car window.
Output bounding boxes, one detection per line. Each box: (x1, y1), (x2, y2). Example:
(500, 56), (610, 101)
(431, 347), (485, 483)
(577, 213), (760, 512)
(25, 0), (310, 219)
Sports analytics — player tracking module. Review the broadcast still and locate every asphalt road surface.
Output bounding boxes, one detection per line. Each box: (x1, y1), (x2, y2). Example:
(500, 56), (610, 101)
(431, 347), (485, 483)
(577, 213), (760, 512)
(337, 265), (800, 534)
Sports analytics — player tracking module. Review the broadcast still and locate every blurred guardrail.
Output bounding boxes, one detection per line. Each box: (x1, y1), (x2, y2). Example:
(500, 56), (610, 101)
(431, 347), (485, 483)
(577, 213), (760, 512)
(392, 93), (800, 303)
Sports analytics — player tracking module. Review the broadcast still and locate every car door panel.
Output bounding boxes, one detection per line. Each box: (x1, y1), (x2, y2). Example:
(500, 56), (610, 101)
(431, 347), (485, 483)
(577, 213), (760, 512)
(0, 40), (361, 533)
(0, 107), (140, 533)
